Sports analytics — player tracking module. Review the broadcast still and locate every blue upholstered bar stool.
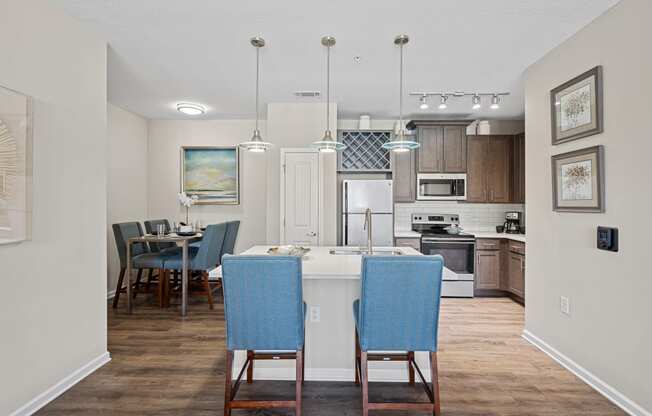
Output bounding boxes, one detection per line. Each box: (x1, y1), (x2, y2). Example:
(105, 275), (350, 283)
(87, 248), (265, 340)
(221, 255), (305, 416)
(353, 255), (444, 416)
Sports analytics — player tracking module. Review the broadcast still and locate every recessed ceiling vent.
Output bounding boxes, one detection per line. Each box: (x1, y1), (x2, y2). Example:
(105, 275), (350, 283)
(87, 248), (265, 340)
(293, 91), (321, 97)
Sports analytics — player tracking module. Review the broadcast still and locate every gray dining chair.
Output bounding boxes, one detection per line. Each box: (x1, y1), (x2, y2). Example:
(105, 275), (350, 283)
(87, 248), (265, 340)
(112, 222), (167, 308)
(162, 223), (227, 309)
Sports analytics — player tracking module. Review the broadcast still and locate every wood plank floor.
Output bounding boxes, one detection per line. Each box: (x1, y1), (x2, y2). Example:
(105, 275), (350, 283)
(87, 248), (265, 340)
(38, 294), (624, 415)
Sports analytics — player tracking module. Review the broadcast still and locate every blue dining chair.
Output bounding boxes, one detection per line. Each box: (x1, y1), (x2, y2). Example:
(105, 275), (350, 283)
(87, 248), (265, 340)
(221, 220), (240, 257)
(162, 223), (227, 309)
(221, 255), (305, 416)
(112, 222), (167, 308)
(353, 255), (444, 416)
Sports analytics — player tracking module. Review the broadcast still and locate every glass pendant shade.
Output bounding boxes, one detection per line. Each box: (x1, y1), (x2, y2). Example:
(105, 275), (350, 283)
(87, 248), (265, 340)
(239, 36), (272, 152)
(313, 36), (346, 153)
(382, 34), (420, 153)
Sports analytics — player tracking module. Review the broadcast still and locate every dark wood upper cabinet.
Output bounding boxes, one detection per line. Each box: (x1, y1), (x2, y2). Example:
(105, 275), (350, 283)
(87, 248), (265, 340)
(466, 135), (513, 203)
(442, 126), (467, 173)
(512, 133), (525, 203)
(487, 135), (512, 203)
(392, 149), (416, 203)
(417, 126), (442, 172)
(412, 121), (468, 173)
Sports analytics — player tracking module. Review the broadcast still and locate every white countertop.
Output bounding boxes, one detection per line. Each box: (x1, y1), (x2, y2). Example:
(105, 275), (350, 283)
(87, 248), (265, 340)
(394, 230), (422, 238)
(395, 229), (525, 243)
(210, 245), (457, 280)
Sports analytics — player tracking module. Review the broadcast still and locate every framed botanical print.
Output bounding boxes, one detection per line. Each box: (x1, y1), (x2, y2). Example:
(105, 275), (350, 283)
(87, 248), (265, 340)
(552, 146), (604, 213)
(180, 146), (240, 205)
(551, 66), (603, 145)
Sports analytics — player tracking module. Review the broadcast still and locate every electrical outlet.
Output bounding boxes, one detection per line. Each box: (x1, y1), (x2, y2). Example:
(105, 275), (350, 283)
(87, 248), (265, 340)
(560, 296), (570, 315)
(309, 306), (321, 323)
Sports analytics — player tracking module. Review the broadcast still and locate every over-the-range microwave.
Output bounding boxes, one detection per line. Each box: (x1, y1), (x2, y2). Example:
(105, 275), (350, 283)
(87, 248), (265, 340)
(416, 173), (467, 200)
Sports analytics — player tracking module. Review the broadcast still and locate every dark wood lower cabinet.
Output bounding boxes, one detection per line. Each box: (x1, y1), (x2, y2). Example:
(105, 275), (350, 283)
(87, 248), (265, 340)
(475, 238), (525, 302)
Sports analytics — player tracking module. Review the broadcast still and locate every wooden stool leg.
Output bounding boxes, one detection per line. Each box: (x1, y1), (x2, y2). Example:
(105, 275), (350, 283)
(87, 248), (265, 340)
(431, 351), (441, 416)
(164, 270), (171, 307)
(112, 268), (126, 308)
(133, 269), (143, 299)
(246, 350), (254, 383)
(296, 349), (303, 416)
(355, 332), (361, 385)
(224, 350), (233, 416)
(408, 351), (415, 385)
(361, 351), (369, 416)
(145, 268), (155, 292)
(203, 271), (214, 310)
(157, 269), (165, 307)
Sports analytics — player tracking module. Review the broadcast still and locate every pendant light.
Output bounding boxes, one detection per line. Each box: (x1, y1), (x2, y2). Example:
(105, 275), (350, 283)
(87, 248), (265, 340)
(382, 35), (420, 153)
(239, 37), (272, 153)
(312, 36), (346, 153)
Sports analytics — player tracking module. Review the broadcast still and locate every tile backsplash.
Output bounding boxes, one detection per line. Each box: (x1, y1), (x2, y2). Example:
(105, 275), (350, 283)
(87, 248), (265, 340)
(395, 201), (525, 232)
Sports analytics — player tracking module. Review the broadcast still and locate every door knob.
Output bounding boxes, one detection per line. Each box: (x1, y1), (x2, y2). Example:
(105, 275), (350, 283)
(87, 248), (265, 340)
(306, 232), (317, 237)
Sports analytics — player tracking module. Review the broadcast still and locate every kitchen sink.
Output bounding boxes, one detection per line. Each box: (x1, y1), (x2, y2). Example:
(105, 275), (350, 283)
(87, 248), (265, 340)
(329, 248), (403, 256)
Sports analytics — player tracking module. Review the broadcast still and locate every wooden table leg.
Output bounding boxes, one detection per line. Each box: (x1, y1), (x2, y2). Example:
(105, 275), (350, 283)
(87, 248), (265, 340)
(126, 240), (132, 314)
(181, 241), (188, 316)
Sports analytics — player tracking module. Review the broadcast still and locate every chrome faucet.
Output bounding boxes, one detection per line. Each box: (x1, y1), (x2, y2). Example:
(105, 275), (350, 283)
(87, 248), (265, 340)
(363, 208), (373, 254)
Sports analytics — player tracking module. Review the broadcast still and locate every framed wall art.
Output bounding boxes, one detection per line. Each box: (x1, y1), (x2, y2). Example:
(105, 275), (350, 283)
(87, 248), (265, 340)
(180, 146), (240, 205)
(551, 66), (603, 145)
(552, 145), (604, 213)
(0, 85), (32, 245)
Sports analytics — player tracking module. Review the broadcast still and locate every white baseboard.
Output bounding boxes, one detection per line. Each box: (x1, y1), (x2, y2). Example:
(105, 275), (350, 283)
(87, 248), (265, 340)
(10, 351), (111, 416)
(106, 289), (116, 300)
(522, 330), (650, 416)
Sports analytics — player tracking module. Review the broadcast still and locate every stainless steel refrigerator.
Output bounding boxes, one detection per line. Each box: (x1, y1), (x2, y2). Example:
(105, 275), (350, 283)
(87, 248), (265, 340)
(342, 180), (394, 247)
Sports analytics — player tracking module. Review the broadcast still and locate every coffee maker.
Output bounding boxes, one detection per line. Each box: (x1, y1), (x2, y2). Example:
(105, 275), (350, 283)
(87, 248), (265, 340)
(504, 212), (523, 234)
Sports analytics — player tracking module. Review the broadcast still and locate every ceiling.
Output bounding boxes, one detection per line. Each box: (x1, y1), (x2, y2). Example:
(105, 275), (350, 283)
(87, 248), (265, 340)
(54, 0), (619, 120)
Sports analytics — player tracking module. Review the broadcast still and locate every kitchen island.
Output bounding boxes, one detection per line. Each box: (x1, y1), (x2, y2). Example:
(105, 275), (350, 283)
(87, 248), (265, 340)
(213, 245), (453, 382)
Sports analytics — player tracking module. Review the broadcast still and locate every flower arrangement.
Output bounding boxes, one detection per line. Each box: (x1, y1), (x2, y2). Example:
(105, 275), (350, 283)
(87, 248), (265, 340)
(178, 192), (199, 224)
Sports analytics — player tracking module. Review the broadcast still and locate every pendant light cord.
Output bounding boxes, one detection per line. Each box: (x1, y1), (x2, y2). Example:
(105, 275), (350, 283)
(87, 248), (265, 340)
(255, 45), (260, 132)
(326, 43), (330, 135)
(399, 42), (404, 139)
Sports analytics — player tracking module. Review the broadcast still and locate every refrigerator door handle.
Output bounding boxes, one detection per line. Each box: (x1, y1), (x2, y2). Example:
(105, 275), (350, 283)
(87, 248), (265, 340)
(344, 213), (348, 245)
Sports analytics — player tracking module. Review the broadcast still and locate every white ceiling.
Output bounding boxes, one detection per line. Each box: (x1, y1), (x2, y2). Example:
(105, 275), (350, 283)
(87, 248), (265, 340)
(54, 0), (619, 120)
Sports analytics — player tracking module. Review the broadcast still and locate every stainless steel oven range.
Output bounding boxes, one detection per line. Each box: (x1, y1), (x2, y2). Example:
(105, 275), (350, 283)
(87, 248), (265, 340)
(412, 213), (475, 298)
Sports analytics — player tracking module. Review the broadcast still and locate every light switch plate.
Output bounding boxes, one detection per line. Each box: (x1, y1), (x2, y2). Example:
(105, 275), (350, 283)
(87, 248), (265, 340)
(309, 306), (321, 323)
(560, 296), (570, 315)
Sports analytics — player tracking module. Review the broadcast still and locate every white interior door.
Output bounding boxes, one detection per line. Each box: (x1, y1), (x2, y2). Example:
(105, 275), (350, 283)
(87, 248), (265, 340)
(282, 151), (319, 245)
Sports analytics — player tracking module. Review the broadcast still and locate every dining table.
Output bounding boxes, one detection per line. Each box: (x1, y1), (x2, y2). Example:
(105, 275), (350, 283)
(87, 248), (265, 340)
(126, 232), (202, 316)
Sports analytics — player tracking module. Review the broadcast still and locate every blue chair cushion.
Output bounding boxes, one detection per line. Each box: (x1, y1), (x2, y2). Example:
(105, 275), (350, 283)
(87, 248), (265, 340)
(222, 255), (304, 351)
(132, 252), (166, 269)
(354, 255), (444, 352)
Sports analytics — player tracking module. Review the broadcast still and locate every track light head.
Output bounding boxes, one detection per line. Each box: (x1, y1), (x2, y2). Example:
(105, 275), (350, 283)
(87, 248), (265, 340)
(419, 95), (429, 110)
(472, 94), (482, 110)
(438, 95), (448, 110)
(490, 94), (500, 110)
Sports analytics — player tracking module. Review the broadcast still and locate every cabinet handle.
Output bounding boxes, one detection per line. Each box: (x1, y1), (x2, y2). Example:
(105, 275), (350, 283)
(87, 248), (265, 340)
(521, 259), (525, 272)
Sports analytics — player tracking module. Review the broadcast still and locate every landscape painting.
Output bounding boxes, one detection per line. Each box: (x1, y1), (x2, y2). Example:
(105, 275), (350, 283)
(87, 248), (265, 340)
(0, 85), (32, 245)
(181, 146), (239, 205)
(551, 66), (603, 144)
(552, 146), (604, 213)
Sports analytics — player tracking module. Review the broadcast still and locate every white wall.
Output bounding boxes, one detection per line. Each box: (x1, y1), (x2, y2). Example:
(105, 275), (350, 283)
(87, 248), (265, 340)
(0, 0), (108, 414)
(147, 120), (268, 253)
(266, 103), (337, 245)
(107, 104), (148, 295)
(524, 0), (651, 413)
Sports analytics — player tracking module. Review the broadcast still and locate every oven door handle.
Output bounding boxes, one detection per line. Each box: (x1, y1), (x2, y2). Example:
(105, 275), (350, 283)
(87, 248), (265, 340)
(422, 239), (476, 244)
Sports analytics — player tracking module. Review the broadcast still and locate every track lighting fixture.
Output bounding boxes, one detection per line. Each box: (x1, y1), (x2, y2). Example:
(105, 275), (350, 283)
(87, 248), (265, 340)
(419, 95), (429, 110)
(472, 94), (481, 110)
(438, 95), (448, 110)
(490, 94), (500, 109)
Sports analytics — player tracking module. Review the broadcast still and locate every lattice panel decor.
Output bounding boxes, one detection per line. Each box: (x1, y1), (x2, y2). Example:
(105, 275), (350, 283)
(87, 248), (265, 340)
(338, 131), (391, 172)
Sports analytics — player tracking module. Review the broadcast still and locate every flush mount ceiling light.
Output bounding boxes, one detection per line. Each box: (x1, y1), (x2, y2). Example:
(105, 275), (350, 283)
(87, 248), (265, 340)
(472, 94), (482, 110)
(438, 95), (449, 110)
(490, 94), (501, 109)
(419, 94), (429, 110)
(312, 36), (346, 153)
(382, 35), (420, 153)
(176, 102), (206, 116)
(239, 36), (272, 153)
